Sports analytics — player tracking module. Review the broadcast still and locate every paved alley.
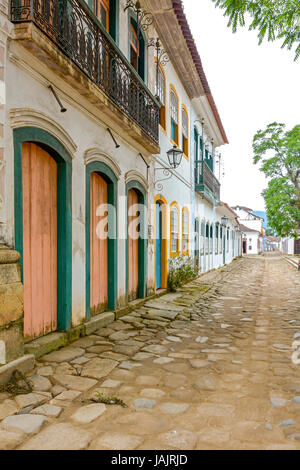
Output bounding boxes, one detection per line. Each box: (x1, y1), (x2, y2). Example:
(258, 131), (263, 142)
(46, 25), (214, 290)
(1, 254), (300, 450)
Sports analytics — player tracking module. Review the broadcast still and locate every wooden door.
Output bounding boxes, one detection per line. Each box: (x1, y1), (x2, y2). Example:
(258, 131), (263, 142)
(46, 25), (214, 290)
(22, 142), (57, 339)
(90, 172), (108, 315)
(128, 189), (139, 301)
(156, 202), (162, 290)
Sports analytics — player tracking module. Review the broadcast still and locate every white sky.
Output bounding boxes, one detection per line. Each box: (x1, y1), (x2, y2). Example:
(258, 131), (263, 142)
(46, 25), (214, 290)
(183, 0), (300, 211)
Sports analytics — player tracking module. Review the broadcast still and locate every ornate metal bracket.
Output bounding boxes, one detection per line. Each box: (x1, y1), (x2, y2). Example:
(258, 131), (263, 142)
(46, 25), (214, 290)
(154, 167), (173, 192)
(147, 37), (169, 67)
(147, 37), (170, 102)
(124, 1), (154, 33)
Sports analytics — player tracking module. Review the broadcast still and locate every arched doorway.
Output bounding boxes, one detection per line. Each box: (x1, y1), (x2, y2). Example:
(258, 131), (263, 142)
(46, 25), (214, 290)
(14, 127), (72, 340)
(126, 180), (147, 301)
(154, 195), (167, 291)
(86, 161), (117, 317)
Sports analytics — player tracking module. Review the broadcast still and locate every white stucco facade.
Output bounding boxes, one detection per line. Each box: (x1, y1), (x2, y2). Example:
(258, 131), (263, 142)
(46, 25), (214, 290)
(0, 0), (241, 341)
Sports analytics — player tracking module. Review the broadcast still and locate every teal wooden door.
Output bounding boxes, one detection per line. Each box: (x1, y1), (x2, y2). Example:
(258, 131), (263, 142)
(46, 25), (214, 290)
(156, 202), (162, 289)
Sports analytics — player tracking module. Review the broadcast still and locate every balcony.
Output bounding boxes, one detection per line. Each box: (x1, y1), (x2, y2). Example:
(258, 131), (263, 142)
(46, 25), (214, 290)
(10, 0), (160, 151)
(195, 160), (220, 203)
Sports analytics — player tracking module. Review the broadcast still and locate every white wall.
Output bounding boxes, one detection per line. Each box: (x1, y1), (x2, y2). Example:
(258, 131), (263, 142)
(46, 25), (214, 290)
(0, 0), (239, 332)
(243, 232), (261, 255)
(281, 237), (295, 255)
(234, 207), (263, 233)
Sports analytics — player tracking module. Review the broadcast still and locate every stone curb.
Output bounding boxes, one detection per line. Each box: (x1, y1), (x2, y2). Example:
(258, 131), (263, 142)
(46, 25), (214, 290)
(0, 354), (35, 386)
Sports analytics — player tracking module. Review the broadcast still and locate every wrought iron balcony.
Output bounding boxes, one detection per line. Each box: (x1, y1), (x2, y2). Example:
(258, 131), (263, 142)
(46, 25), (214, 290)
(194, 160), (221, 203)
(11, 0), (160, 145)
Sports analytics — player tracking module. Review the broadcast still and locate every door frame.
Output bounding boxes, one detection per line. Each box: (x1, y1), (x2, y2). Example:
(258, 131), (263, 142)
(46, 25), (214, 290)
(86, 161), (118, 317)
(13, 127), (72, 331)
(154, 194), (168, 292)
(125, 180), (147, 300)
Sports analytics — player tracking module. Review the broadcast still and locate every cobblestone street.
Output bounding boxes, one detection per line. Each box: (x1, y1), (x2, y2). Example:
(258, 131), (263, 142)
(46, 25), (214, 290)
(1, 254), (300, 450)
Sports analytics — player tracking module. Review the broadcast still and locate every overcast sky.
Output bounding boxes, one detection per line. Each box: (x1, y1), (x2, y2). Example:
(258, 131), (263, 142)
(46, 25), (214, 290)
(183, 0), (300, 211)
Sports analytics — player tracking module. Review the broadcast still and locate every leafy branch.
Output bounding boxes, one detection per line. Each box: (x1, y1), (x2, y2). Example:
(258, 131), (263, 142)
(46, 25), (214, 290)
(212, 0), (300, 60)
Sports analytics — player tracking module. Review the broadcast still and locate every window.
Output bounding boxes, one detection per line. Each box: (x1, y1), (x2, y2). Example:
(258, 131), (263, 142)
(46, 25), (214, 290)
(205, 224), (209, 254)
(170, 203), (179, 256)
(194, 129), (199, 183)
(182, 107), (189, 157)
(129, 19), (145, 80)
(130, 24), (138, 71)
(215, 223), (219, 254)
(170, 88), (179, 145)
(200, 138), (203, 160)
(201, 221), (205, 254)
(182, 208), (189, 255)
(95, 0), (110, 31)
(210, 225), (213, 254)
(219, 226), (223, 253)
(156, 64), (166, 130)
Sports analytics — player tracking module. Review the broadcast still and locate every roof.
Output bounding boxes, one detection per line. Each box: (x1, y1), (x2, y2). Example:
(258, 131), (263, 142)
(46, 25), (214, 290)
(239, 223), (261, 234)
(220, 202), (238, 219)
(266, 236), (280, 242)
(232, 206), (264, 221)
(172, 0), (228, 144)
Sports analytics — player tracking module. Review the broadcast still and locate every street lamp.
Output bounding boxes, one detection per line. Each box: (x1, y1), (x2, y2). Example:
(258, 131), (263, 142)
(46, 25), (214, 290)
(154, 146), (184, 191)
(166, 145), (184, 170)
(221, 216), (228, 226)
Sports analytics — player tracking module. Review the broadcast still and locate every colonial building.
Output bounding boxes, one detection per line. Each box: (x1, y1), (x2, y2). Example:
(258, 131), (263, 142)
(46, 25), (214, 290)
(239, 224), (262, 255)
(0, 0), (241, 370)
(232, 206), (263, 255)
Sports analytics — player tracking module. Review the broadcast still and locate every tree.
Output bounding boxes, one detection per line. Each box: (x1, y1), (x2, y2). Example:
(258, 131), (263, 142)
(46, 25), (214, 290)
(212, 0), (300, 60)
(266, 227), (276, 236)
(253, 122), (300, 238)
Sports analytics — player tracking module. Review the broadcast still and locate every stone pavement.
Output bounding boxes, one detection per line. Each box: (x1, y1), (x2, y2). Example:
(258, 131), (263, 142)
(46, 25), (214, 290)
(1, 254), (300, 450)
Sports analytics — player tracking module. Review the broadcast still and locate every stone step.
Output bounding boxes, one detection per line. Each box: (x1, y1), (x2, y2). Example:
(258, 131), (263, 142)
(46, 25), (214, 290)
(0, 354), (35, 386)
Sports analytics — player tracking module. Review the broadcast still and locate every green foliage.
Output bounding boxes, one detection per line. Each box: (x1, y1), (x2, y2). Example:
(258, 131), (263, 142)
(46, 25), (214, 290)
(252, 122), (300, 238)
(265, 227), (276, 236)
(167, 256), (198, 292)
(212, 0), (300, 60)
(93, 392), (128, 408)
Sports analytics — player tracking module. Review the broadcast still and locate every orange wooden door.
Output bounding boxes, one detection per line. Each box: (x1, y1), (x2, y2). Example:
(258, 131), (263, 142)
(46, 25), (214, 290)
(90, 172), (108, 315)
(128, 189), (139, 301)
(22, 142), (57, 339)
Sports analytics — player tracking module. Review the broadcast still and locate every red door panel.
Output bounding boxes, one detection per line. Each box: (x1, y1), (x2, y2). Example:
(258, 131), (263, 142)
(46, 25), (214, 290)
(22, 142), (57, 339)
(128, 189), (139, 301)
(90, 172), (108, 314)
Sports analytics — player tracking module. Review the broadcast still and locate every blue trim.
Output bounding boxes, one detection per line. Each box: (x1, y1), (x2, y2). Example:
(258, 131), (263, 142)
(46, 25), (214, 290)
(13, 127), (73, 331)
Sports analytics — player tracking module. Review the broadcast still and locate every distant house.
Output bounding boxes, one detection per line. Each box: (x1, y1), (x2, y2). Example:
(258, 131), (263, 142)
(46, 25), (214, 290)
(265, 236), (281, 251)
(239, 224), (262, 255)
(231, 206), (263, 254)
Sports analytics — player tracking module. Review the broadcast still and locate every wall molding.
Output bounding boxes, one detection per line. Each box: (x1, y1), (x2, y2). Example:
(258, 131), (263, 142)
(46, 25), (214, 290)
(10, 108), (77, 156)
(125, 169), (148, 190)
(84, 148), (121, 180)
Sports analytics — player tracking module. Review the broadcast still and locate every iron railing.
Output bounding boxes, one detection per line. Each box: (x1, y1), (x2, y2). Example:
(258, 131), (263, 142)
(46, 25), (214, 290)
(195, 160), (221, 201)
(11, 0), (159, 144)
